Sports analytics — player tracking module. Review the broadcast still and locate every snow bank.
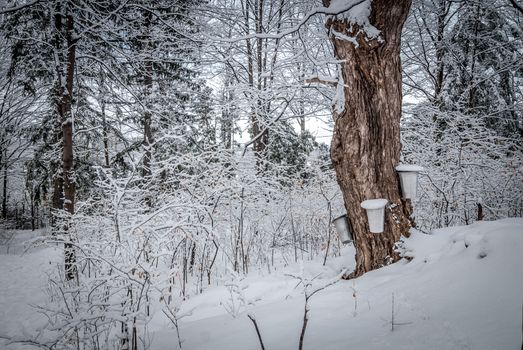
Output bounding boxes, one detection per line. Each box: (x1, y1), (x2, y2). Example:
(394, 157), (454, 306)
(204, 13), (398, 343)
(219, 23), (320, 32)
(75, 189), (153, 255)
(0, 230), (60, 350)
(152, 219), (523, 349)
(2, 220), (522, 350)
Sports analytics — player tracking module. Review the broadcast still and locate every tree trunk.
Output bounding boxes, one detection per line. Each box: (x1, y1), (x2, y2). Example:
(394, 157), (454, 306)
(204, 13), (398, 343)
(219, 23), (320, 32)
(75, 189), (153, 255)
(62, 8), (77, 281)
(221, 70), (233, 149)
(434, 0), (448, 101)
(100, 67), (110, 168)
(52, 1), (77, 280)
(30, 186), (35, 231)
(254, 0), (269, 169)
(324, 0), (413, 279)
(243, 0), (255, 151)
(142, 11), (154, 207)
(0, 80), (12, 221)
(2, 149), (7, 219)
(242, 0), (268, 170)
(432, 0), (449, 163)
(51, 2), (64, 231)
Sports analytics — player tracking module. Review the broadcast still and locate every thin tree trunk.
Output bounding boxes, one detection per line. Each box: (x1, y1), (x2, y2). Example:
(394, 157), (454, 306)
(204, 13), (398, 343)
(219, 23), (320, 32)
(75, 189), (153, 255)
(324, 0), (413, 279)
(243, 0), (266, 170)
(254, 0), (268, 168)
(432, 0), (449, 162)
(51, 1), (64, 232)
(0, 78), (12, 220)
(221, 69), (233, 149)
(30, 186), (35, 231)
(51, 108), (63, 229)
(298, 302), (308, 350)
(476, 203), (484, 221)
(467, 3), (481, 112)
(102, 107), (110, 168)
(1, 150), (7, 219)
(62, 7), (77, 281)
(434, 0), (448, 101)
(142, 11), (154, 208)
(51, 1), (77, 280)
(35, 200), (40, 229)
(243, 0), (256, 154)
(142, 13), (153, 174)
(100, 67), (110, 168)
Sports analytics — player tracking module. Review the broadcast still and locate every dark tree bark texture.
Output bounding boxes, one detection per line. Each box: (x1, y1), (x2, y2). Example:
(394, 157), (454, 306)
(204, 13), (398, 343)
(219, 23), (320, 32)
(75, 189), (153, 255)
(324, 0), (413, 279)
(62, 9), (77, 281)
(52, 1), (77, 280)
(142, 11), (154, 184)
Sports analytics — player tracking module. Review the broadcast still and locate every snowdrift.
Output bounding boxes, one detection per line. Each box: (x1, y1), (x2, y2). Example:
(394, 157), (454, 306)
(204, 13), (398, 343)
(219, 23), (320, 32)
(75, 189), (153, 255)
(1, 219), (522, 350)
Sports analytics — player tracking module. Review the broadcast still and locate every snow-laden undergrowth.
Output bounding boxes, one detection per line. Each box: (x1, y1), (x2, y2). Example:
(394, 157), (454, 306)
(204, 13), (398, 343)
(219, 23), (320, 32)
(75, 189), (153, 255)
(1, 219), (522, 349)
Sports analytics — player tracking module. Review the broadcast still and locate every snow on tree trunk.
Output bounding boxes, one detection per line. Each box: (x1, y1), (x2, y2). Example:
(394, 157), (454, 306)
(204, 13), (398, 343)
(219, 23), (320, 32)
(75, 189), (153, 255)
(324, 0), (413, 279)
(52, 3), (77, 280)
(62, 10), (77, 281)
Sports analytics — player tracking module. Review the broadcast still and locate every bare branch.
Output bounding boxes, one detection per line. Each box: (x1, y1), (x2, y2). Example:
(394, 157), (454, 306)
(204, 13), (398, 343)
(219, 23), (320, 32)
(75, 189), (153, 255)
(206, 0), (367, 43)
(0, 0), (40, 15)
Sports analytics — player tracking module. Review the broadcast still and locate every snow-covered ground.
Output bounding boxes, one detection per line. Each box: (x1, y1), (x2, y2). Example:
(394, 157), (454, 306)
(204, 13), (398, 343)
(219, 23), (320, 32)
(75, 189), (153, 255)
(0, 229), (61, 350)
(1, 219), (522, 349)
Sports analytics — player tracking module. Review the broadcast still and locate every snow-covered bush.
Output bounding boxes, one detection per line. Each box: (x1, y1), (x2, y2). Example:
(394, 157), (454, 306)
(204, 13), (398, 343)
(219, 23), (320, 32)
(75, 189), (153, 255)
(34, 144), (343, 349)
(402, 103), (523, 232)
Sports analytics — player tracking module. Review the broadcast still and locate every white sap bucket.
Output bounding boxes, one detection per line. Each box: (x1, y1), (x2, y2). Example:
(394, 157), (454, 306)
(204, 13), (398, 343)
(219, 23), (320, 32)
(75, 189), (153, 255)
(360, 199), (388, 233)
(332, 214), (353, 244)
(395, 164), (424, 199)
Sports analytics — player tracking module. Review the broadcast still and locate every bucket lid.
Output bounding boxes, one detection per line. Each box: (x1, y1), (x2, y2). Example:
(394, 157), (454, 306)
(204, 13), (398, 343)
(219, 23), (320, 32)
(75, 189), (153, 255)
(395, 164), (424, 172)
(332, 214), (347, 224)
(360, 198), (388, 210)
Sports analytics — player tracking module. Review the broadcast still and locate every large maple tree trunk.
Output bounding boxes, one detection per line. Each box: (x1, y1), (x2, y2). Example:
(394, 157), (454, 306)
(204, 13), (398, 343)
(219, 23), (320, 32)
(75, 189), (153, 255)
(324, 0), (413, 279)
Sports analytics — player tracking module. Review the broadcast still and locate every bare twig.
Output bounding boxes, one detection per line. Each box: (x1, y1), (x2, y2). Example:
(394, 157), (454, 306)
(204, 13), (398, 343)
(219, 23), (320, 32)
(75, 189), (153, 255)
(247, 314), (266, 350)
(288, 269), (348, 350)
(0, 334), (53, 349)
(0, 0), (40, 15)
(162, 308), (183, 349)
(508, 0), (523, 15)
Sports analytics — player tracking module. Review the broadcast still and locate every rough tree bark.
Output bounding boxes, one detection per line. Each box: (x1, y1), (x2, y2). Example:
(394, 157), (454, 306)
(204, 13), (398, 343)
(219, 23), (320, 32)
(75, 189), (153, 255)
(52, 1), (77, 280)
(51, 2), (64, 230)
(62, 7), (77, 281)
(142, 11), (153, 182)
(323, 0), (413, 279)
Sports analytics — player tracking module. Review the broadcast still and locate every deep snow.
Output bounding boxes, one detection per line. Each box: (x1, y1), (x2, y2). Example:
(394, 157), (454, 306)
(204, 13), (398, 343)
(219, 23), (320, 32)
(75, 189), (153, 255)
(1, 219), (522, 349)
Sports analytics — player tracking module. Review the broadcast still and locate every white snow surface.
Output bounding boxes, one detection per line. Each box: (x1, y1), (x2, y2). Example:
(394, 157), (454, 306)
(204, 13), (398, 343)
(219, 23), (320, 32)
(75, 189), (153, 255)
(0, 229), (60, 350)
(395, 164), (424, 172)
(1, 219), (523, 349)
(360, 198), (388, 209)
